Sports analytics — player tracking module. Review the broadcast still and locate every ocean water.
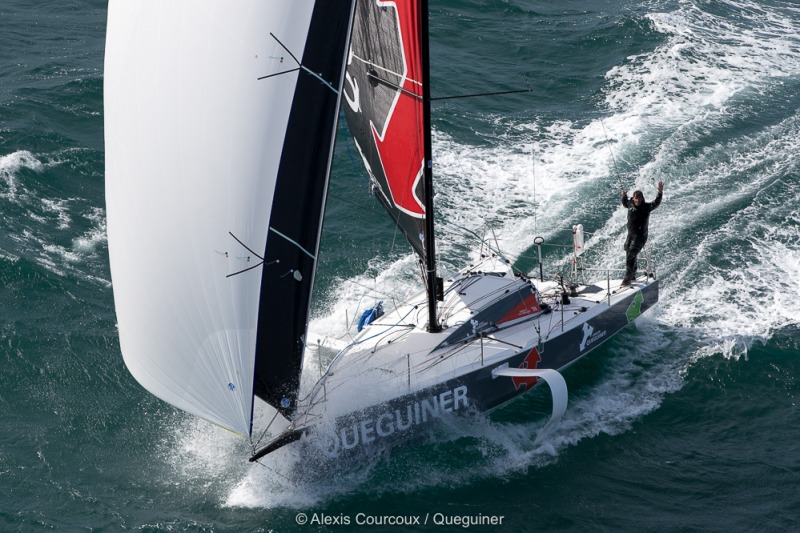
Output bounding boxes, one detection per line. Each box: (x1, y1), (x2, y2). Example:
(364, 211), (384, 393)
(2, 0), (800, 531)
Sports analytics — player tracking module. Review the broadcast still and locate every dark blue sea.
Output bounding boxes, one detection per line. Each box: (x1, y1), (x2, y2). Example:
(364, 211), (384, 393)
(2, 0), (799, 531)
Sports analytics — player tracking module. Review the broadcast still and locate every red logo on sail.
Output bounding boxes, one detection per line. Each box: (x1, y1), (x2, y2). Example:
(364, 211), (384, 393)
(497, 293), (542, 325)
(371, 0), (425, 218)
(511, 347), (541, 390)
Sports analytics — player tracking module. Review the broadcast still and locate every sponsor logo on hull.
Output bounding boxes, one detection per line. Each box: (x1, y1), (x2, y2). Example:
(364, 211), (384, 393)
(626, 289), (644, 322)
(322, 385), (469, 457)
(579, 321), (607, 352)
(511, 347), (542, 390)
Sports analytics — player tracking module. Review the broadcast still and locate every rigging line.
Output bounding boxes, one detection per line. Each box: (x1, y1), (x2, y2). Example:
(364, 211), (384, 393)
(415, 343), (475, 374)
(328, 192), (381, 216)
(340, 113), (408, 308)
(431, 88), (532, 102)
(367, 327), (413, 355)
(342, 277), (396, 299)
(250, 458), (293, 482)
(339, 106), (360, 169)
(296, 307), (420, 404)
(348, 313), (417, 347)
(481, 333), (523, 350)
(532, 140), (537, 236)
(228, 231), (264, 260)
(438, 222), (525, 276)
(267, 32), (338, 94)
(301, 66), (339, 94)
(328, 343), (436, 383)
(251, 409), (282, 450)
(440, 220), (510, 257)
(226, 260), (266, 278)
(336, 109), (406, 304)
(426, 335), (506, 370)
(360, 144), (406, 286)
(438, 222), (495, 250)
(269, 32), (302, 67)
(489, 225), (502, 255)
(387, 202), (405, 303)
(257, 67), (300, 81)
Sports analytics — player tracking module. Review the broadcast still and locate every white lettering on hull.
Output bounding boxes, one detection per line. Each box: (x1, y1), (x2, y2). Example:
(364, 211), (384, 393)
(322, 385), (469, 457)
(579, 321), (607, 352)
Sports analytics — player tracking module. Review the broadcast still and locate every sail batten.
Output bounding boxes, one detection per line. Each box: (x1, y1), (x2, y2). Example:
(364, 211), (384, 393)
(353, 56), (423, 90)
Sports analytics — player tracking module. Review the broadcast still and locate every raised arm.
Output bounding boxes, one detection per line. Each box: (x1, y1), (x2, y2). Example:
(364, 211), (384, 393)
(652, 180), (664, 208)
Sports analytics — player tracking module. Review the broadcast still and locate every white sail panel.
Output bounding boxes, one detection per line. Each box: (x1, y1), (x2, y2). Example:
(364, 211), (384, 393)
(105, 1), (317, 436)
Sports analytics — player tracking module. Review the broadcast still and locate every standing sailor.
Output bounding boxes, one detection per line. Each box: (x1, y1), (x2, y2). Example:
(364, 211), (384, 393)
(620, 181), (663, 286)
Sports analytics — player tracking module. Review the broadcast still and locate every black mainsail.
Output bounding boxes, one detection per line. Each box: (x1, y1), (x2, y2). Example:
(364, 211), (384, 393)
(342, 0), (440, 331)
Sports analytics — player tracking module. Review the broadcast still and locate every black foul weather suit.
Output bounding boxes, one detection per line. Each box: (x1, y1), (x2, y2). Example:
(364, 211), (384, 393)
(622, 190), (662, 283)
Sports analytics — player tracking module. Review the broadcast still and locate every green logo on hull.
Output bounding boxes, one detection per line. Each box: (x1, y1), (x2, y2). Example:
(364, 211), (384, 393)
(626, 290), (644, 322)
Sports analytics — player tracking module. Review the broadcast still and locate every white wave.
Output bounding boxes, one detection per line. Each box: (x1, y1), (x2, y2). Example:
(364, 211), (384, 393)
(223, 446), (374, 510)
(610, 0), (800, 120)
(657, 172), (800, 360)
(72, 207), (107, 254)
(0, 150), (42, 202)
(0, 147), (109, 284)
(433, 129), (600, 262)
(153, 413), (255, 505)
(427, 0), (800, 266)
(40, 198), (72, 230)
(11, 218), (111, 286)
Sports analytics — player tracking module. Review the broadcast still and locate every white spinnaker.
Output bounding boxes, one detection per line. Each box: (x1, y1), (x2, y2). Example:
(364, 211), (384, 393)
(104, 1), (316, 436)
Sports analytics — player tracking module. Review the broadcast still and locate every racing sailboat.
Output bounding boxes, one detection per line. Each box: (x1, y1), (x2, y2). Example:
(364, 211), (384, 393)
(104, 0), (658, 464)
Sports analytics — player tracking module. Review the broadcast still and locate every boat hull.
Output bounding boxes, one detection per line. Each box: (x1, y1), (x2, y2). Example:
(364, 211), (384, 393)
(312, 280), (658, 458)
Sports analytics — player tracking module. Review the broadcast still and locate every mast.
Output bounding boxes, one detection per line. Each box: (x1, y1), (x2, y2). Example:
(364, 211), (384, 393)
(341, 0), (440, 331)
(420, 0), (440, 333)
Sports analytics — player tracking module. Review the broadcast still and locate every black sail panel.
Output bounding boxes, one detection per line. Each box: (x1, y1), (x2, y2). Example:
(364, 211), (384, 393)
(343, 0), (428, 259)
(254, 0), (355, 418)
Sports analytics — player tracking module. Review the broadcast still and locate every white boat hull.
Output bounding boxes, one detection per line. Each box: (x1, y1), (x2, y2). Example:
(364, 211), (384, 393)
(258, 257), (659, 460)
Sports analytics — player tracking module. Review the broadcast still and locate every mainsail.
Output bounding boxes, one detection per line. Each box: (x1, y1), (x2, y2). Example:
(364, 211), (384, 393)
(343, 0), (440, 331)
(104, 1), (354, 436)
(343, 0), (428, 259)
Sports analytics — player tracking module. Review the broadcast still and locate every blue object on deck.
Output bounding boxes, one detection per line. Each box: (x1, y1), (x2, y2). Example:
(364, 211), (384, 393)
(357, 302), (384, 332)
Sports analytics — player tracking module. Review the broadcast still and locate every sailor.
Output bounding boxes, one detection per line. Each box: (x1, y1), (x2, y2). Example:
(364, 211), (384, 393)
(620, 181), (663, 286)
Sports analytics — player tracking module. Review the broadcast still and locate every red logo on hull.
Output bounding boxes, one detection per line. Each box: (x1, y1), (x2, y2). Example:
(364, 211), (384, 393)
(511, 347), (541, 390)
